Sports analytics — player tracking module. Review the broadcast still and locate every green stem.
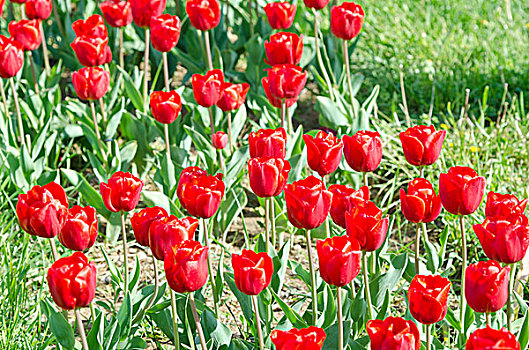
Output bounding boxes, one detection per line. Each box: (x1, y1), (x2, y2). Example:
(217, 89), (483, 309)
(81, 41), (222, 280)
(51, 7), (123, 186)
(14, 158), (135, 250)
(170, 290), (180, 350)
(189, 293), (208, 350)
(227, 111), (233, 153)
(265, 197), (270, 254)
(459, 216), (467, 335)
(271, 197), (277, 248)
(202, 218), (220, 317)
(507, 263), (516, 332)
(337, 287), (343, 350)
(415, 223), (421, 275)
(40, 22), (50, 75)
(204, 30), (213, 70)
(305, 229), (318, 325)
(208, 107), (216, 134)
(121, 212), (129, 293)
(27, 51), (39, 94)
(363, 251), (374, 320)
(143, 29), (150, 108)
(363, 172), (368, 187)
(420, 166), (425, 178)
(281, 99), (286, 131)
(252, 295), (264, 350)
(323, 175), (331, 238)
(486, 312), (491, 327)
(49, 238), (58, 261)
(342, 39), (356, 121)
(10, 78), (24, 148)
(313, 9), (335, 101)
(75, 308), (89, 350)
(89, 100), (101, 141)
(426, 324), (431, 350)
(165, 124), (171, 162)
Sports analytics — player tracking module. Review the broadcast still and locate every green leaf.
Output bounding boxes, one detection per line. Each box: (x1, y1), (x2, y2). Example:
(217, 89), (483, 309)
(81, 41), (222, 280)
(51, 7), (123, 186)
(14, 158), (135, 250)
(203, 309), (232, 347)
(116, 66), (144, 112)
(87, 311), (104, 350)
(370, 253), (408, 307)
(225, 272), (254, 323)
(41, 300), (75, 349)
(117, 292), (132, 341)
(270, 289), (308, 328)
(518, 309), (529, 350)
(61, 169), (111, 219)
(316, 96), (349, 129)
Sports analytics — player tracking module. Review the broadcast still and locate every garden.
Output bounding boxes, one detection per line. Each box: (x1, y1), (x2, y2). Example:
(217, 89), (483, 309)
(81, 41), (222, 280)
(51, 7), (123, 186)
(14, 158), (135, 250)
(1, 0), (529, 349)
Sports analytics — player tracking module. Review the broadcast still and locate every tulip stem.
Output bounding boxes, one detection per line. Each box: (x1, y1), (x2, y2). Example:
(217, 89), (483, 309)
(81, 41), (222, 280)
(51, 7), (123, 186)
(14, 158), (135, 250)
(459, 216), (467, 335)
(143, 29), (150, 108)
(189, 293), (208, 350)
(121, 212), (129, 293)
(119, 27), (124, 74)
(0, 80), (9, 119)
(248, 0), (254, 37)
(362, 251), (374, 320)
(170, 290), (181, 350)
(507, 263), (516, 332)
(27, 51), (39, 94)
(90, 303), (96, 322)
(342, 39), (357, 122)
(313, 9), (335, 101)
(163, 52), (170, 91)
(49, 238), (58, 261)
(146, 252), (159, 312)
(40, 22), (51, 75)
(10, 78), (25, 148)
(218, 150), (225, 173)
(265, 198), (270, 254)
(486, 312), (491, 327)
(426, 324), (431, 350)
(271, 197), (277, 248)
(203, 30), (213, 70)
(98, 98), (107, 125)
(363, 172), (368, 187)
(305, 229), (318, 325)
(280, 99), (286, 131)
(251, 295), (264, 350)
(208, 107), (216, 134)
(74, 308), (89, 350)
(227, 112), (233, 153)
(322, 176), (331, 238)
(420, 166), (425, 178)
(337, 287), (343, 350)
(415, 223), (421, 275)
(164, 124), (171, 162)
(202, 218), (220, 317)
(89, 100), (102, 142)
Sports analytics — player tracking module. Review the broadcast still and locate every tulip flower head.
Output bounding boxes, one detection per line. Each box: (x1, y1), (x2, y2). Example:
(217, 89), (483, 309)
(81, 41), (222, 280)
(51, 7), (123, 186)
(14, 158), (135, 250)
(72, 66), (110, 101)
(466, 326), (521, 350)
(192, 69), (225, 108)
(400, 178), (442, 223)
(345, 200), (389, 252)
(71, 35), (110, 67)
(399, 125), (446, 167)
(303, 0), (330, 10)
(485, 191), (527, 218)
(271, 326), (326, 350)
(211, 131), (228, 150)
(17, 182), (69, 239)
(185, 0), (221, 31)
(316, 235), (362, 287)
(131, 206), (168, 247)
(263, 2), (297, 30)
(232, 249), (274, 295)
(177, 166), (225, 218)
(249, 127), (287, 158)
(149, 215), (199, 261)
(150, 14), (181, 52)
(150, 90), (182, 124)
(330, 1), (364, 41)
(0, 35), (24, 78)
(264, 32), (303, 66)
(25, 0), (52, 20)
(262, 63), (307, 101)
(248, 157), (291, 198)
(343, 130), (383, 173)
(72, 14), (108, 38)
(328, 184), (369, 228)
(303, 130), (344, 177)
(58, 205), (98, 251)
(8, 19), (42, 51)
(366, 317), (421, 350)
(439, 166), (486, 216)
(100, 171), (144, 213)
(407, 274), (451, 325)
(130, 0), (166, 28)
(164, 240), (209, 293)
(465, 260), (510, 314)
(99, 0), (133, 27)
(47, 252), (97, 310)
(216, 82), (250, 112)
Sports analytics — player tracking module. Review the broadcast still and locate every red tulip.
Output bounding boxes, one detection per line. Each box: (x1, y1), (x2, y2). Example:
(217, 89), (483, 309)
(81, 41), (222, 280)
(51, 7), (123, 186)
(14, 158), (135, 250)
(262, 64), (307, 100)
(11, 0), (25, 4)
(232, 249), (274, 295)
(399, 125), (446, 166)
(16, 182), (69, 239)
(248, 157), (291, 198)
(47, 252), (96, 310)
(264, 32), (303, 66)
(400, 178), (442, 223)
(473, 215), (529, 264)
(99, 0), (133, 27)
(8, 19), (41, 51)
(263, 2), (296, 30)
(177, 166), (225, 218)
(249, 127), (287, 158)
(130, 206), (168, 247)
(485, 191), (527, 218)
(216, 82), (250, 112)
(149, 90), (182, 124)
(164, 240), (209, 293)
(211, 131), (228, 150)
(72, 14), (108, 38)
(439, 166), (486, 216)
(150, 14), (181, 52)
(303, 0), (330, 10)
(71, 36), (110, 67)
(330, 2), (364, 41)
(100, 171), (143, 213)
(407, 274), (451, 325)
(345, 200), (389, 252)
(149, 216), (198, 261)
(465, 260), (510, 313)
(271, 326), (326, 350)
(25, 0), (52, 20)
(343, 130), (382, 173)
(72, 66), (110, 101)
(466, 327), (521, 350)
(303, 130), (343, 177)
(185, 0), (221, 31)
(284, 176), (332, 230)
(130, 0), (166, 28)
(192, 69), (224, 107)
(58, 205), (98, 251)
(316, 235), (361, 287)
(0, 35), (24, 78)
(263, 80), (297, 109)
(366, 317), (420, 350)
(328, 184), (369, 228)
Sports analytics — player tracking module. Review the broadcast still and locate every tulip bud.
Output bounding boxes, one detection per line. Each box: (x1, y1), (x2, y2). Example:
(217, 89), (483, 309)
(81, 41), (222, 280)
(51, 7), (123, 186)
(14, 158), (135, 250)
(248, 157), (291, 198)
(271, 326), (326, 350)
(366, 317), (420, 350)
(149, 90), (182, 124)
(8, 19), (41, 51)
(328, 184), (369, 228)
(99, 0), (133, 27)
(345, 200), (389, 252)
(343, 130), (383, 173)
(0, 35), (24, 78)
(465, 260), (510, 314)
(25, 0), (52, 20)
(192, 69), (224, 107)
(232, 249), (274, 295)
(16, 182), (69, 239)
(150, 14), (181, 52)
(263, 2), (297, 30)
(249, 128), (287, 158)
(330, 2), (364, 41)
(130, 0), (166, 28)
(263, 64), (307, 100)
(47, 252), (97, 310)
(131, 206), (168, 247)
(264, 32), (303, 66)
(303, 130), (344, 177)
(216, 82), (250, 112)
(177, 166), (225, 218)
(211, 131), (228, 150)
(466, 327), (521, 350)
(439, 166), (486, 216)
(149, 216), (199, 261)
(316, 235), (361, 287)
(400, 178), (442, 223)
(399, 125), (446, 166)
(185, 0), (221, 31)
(285, 176), (332, 230)
(58, 205), (98, 251)
(72, 14), (108, 38)
(72, 67), (110, 101)
(407, 274), (451, 325)
(303, 0), (330, 10)
(100, 171), (144, 213)
(164, 240), (209, 293)
(485, 191), (527, 218)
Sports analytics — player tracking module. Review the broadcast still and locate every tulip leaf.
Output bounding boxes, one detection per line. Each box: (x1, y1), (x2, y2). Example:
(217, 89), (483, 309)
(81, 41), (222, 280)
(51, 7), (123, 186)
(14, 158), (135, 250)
(116, 65), (144, 112)
(376, 290), (391, 320)
(270, 289), (308, 329)
(203, 309), (232, 347)
(424, 237), (440, 274)
(224, 272), (254, 323)
(316, 96), (350, 129)
(40, 300), (75, 349)
(518, 309), (529, 349)
(87, 311), (104, 350)
(270, 240), (291, 294)
(322, 320), (352, 349)
(320, 285), (337, 329)
(370, 253), (408, 307)
(117, 292), (132, 341)
(61, 169), (111, 219)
